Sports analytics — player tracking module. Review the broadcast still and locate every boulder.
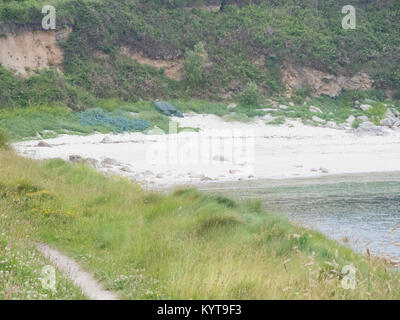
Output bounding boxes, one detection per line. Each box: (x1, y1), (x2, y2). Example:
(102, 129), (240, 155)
(381, 116), (400, 128)
(391, 108), (399, 117)
(69, 155), (98, 168)
(357, 116), (369, 122)
(319, 167), (329, 174)
(69, 155), (82, 163)
(386, 108), (395, 118)
(279, 104), (290, 110)
(101, 158), (120, 167)
(37, 141), (51, 147)
(356, 121), (385, 135)
(312, 116), (325, 123)
(101, 135), (112, 144)
(309, 106), (322, 113)
(360, 104), (372, 111)
(325, 121), (339, 129)
(227, 103), (237, 109)
(346, 115), (355, 124)
(85, 158), (99, 168)
(263, 114), (277, 123)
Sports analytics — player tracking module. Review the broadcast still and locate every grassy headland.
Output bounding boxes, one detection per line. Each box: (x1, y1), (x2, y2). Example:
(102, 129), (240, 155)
(0, 147), (399, 299)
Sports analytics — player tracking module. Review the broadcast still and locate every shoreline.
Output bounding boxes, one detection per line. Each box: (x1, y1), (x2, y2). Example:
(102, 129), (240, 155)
(196, 171), (400, 191)
(13, 113), (400, 190)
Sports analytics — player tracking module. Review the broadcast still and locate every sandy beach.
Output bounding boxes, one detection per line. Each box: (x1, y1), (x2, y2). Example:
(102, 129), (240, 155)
(13, 114), (400, 189)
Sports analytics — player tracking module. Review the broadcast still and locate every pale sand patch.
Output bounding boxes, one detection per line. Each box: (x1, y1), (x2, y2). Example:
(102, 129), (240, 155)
(13, 114), (400, 189)
(37, 243), (118, 300)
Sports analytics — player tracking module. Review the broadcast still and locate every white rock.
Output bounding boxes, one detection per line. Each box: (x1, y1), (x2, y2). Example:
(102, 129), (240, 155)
(263, 114), (276, 123)
(227, 103), (237, 109)
(101, 158), (120, 166)
(309, 106), (322, 113)
(101, 135), (112, 144)
(346, 115), (355, 123)
(380, 117), (398, 128)
(357, 116), (369, 122)
(356, 121), (385, 135)
(312, 116), (325, 123)
(386, 109), (395, 118)
(325, 121), (339, 129)
(360, 104), (372, 111)
(279, 104), (290, 110)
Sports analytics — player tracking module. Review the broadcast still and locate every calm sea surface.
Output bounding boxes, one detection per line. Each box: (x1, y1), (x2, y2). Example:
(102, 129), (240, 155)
(199, 174), (400, 262)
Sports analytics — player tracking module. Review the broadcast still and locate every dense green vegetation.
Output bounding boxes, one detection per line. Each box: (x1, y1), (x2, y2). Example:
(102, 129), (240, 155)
(1, 0), (400, 109)
(1, 149), (399, 299)
(1, 1), (400, 300)
(0, 148), (85, 299)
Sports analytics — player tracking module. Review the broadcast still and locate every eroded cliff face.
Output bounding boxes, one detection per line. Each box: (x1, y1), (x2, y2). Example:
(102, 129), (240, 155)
(0, 27), (71, 77)
(120, 46), (184, 81)
(282, 65), (374, 97)
(0, 25), (376, 97)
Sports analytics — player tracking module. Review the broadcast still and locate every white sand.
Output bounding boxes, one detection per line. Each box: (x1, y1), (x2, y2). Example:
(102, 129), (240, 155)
(13, 114), (400, 189)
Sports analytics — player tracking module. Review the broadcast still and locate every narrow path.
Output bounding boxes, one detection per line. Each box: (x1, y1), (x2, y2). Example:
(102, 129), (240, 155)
(37, 243), (119, 300)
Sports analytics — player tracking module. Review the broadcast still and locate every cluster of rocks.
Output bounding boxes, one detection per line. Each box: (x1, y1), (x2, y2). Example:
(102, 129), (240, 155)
(380, 108), (400, 128)
(69, 155), (100, 168)
(68, 155), (134, 173)
(348, 104), (400, 135)
(310, 167), (330, 174)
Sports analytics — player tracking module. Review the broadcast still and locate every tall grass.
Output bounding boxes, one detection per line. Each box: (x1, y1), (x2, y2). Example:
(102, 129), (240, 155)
(0, 149), (399, 299)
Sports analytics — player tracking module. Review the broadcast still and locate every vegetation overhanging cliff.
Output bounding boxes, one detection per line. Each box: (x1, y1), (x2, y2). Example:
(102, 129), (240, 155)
(1, 0), (400, 110)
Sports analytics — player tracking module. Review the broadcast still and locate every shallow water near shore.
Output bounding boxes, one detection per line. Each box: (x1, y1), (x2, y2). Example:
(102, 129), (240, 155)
(199, 173), (400, 262)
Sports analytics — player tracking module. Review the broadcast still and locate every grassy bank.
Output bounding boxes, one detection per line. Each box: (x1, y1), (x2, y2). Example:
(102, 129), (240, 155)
(0, 187), (85, 299)
(0, 148), (399, 299)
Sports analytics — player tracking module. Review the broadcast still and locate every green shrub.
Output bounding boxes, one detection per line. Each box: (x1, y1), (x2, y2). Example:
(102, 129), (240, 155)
(184, 42), (207, 88)
(367, 103), (387, 125)
(238, 82), (261, 107)
(352, 118), (362, 129)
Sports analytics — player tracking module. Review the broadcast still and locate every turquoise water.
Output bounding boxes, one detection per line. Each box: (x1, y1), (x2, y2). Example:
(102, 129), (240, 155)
(200, 176), (400, 262)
